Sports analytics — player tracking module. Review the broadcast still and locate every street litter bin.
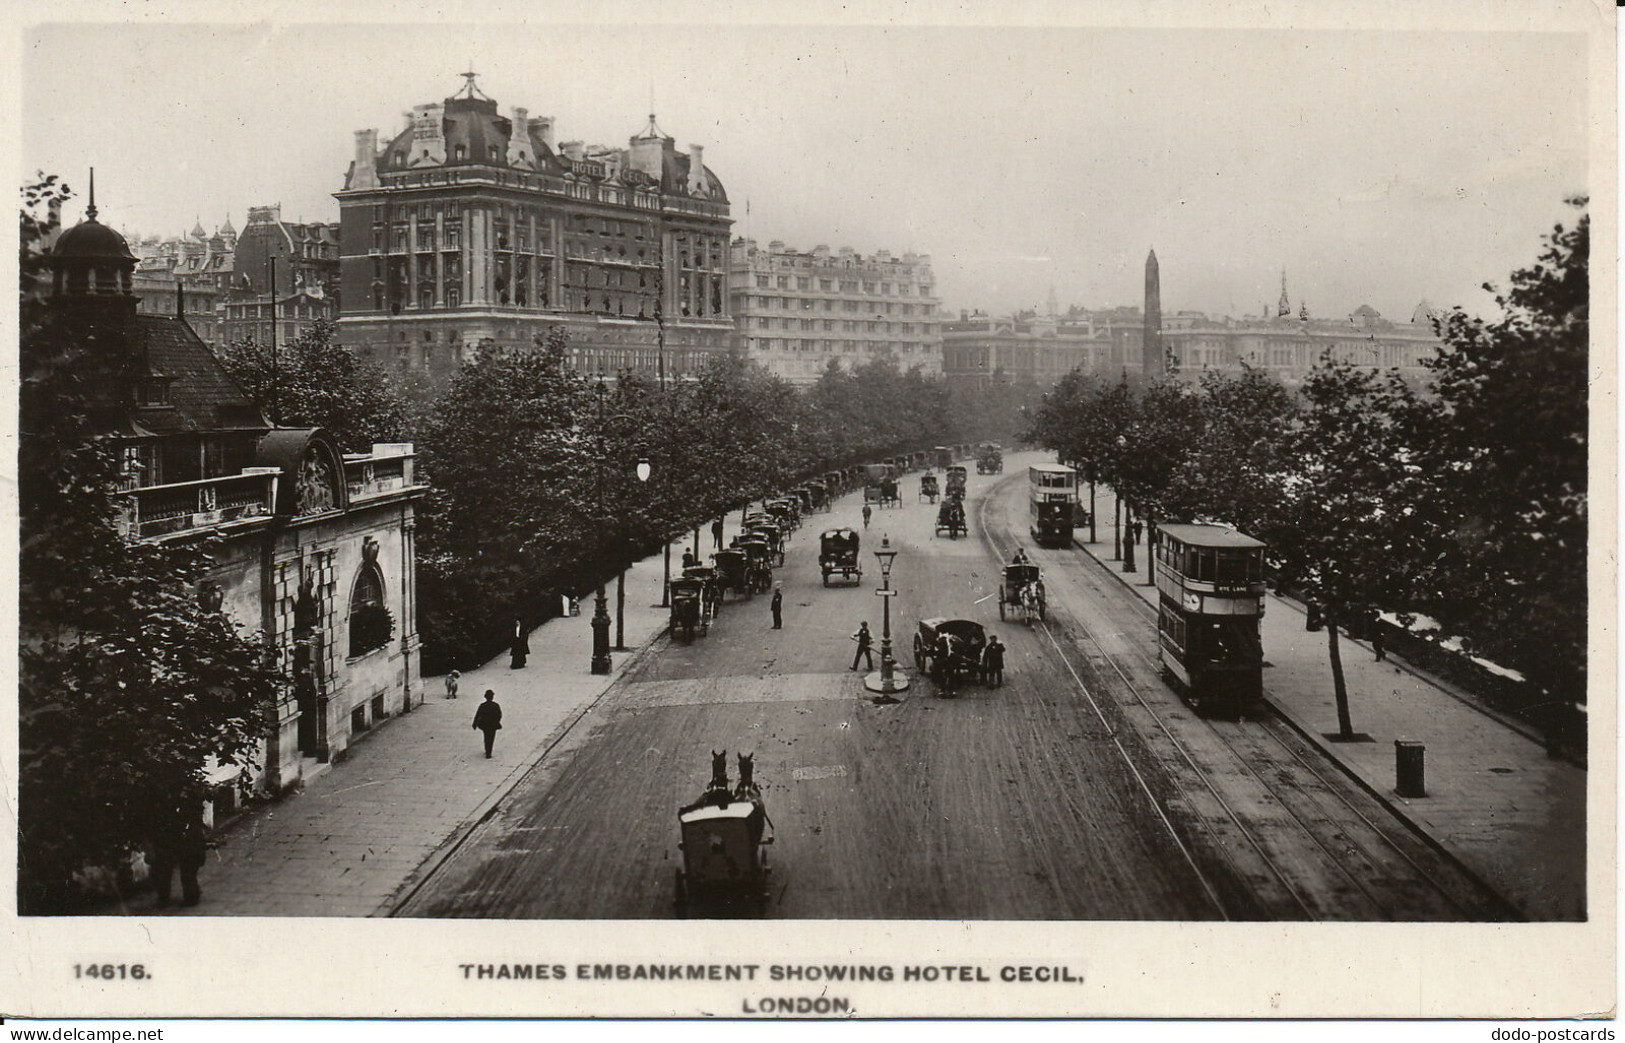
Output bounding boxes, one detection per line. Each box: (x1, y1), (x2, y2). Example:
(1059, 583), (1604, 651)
(1395, 740), (1426, 798)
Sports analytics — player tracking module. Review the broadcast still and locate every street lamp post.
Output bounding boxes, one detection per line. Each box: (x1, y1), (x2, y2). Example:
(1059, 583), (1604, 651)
(863, 534), (910, 699)
(590, 380), (651, 674)
(1115, 435), (1135, 573)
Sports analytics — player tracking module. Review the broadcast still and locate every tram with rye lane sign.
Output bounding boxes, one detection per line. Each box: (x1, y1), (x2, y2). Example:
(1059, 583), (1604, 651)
(1028, 464), (1078, 547)
(1154, 523), (1267, 718)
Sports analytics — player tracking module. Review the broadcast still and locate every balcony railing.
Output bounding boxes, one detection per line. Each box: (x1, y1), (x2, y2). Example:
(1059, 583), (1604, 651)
(123, 469), (280, 540)
(344, 443), (420, 503)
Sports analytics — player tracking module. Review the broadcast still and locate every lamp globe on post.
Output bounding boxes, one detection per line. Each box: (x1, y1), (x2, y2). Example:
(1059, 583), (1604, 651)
(864, 533), (909, 698)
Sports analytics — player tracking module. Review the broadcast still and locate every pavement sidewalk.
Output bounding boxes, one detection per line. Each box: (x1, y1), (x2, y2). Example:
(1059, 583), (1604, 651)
(113, 528), (724, 917)
(1075, 486), (1588, 921)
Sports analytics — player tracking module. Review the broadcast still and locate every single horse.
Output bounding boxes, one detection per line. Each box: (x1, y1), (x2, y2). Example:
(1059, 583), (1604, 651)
(702, 749), (732, 806)
(1019, 581), (1042, 622)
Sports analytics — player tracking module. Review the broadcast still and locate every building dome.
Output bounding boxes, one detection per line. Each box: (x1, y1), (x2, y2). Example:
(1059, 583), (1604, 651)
(54, 216), (135, 261)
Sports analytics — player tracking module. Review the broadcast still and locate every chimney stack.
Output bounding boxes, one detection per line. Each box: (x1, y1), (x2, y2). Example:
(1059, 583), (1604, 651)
(352, 129), (380, 190)
(530, 116), (556, 150)
(687, 145), (706, 194)
(507, 107), (534, 168)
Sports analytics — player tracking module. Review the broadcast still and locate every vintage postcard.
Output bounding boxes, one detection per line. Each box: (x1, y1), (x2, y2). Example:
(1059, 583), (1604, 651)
(2, 0), (1614, 1021)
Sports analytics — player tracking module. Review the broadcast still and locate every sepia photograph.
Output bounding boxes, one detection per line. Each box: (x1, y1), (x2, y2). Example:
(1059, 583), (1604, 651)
(4, 0), (1614, 1021)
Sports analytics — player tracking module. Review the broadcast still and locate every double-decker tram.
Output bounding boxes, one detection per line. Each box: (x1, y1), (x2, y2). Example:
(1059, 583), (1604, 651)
(1028, 464), (1077, 547)
(1154, 523), (1267, 717)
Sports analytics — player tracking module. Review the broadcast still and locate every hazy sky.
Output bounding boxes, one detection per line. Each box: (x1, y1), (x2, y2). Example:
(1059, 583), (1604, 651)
(21, 6), (1595, 321)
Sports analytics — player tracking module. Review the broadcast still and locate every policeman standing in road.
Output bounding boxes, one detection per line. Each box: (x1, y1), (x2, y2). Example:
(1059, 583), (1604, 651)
(770, 584), (784, 629)
(472, 690), (503, 758)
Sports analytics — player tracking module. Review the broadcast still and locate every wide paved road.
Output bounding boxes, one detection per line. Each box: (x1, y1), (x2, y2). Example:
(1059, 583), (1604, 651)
(396, 455), (1509, 920)
(398, 460), (1219, 919)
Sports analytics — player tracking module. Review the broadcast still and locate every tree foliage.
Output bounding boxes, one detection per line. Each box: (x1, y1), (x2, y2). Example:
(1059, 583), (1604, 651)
(215, 318), (409, 452)
(18, 176), (282, 912)
(1420, 197), (1589, 703)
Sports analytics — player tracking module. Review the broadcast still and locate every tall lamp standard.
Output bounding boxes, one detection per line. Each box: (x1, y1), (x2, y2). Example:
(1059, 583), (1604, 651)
(1115, 435), (1135, 574)
(863, 534), (910, 698)
(591, 379), (651, 674)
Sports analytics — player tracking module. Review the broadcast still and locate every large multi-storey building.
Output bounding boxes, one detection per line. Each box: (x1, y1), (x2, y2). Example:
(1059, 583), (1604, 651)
(728, 239), (941, 383)
(335, 75), (734, 389)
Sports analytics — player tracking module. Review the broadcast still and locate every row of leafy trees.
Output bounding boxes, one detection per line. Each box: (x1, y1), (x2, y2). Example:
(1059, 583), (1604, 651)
(1026, 198), (1589, 740)
(214, 325), (1032, 670)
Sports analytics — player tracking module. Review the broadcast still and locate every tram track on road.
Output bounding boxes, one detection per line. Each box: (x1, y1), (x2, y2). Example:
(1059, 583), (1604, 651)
(976, 467), (1515, 921)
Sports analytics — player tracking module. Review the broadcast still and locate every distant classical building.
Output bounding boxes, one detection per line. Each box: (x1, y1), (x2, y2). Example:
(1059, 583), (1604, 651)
(728, 239), (941, 383)
(334, 74), (734, 390)
(32, 189), (427, 801)
(1160, 304), (1443, 386)
(940, 309), (1108, 388)
(220, 289), (335, 348)
(232, 204), (341, 302)
(131, 270), (222, 347)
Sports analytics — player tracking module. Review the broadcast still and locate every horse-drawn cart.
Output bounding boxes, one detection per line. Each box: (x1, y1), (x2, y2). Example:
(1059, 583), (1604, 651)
(935, 496), (967, 538)
(674, 752), (773, 917)
(913, 617), (988, 697)
(670, 576), (708, 641)
(919, 473), (939, 503)
(819, 528), (862, 586)
(998, 562), (1046, 622)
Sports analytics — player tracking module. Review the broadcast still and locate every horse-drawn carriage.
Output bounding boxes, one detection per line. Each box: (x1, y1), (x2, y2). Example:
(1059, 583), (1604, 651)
(934, 446), (954, 470)
(919, 473), (940, 503)
(913, 617), (988, 697)
(675, 751), (773, 917)
(765, 498), (799, 534)
(935, 496), (967, 538)
(746, 522), (785, 567)
(998, 562), (1046, 622)
(684, 564), (719, 617)
(806, 480), (829, 513)
(864, 479), (902, 508)
(734, 537), (775, 594)
(818, 528), (862, 586)
(712, 547), (752, 601)
(976, 442), (1004, 475)
(945, 464), (968, 499)
(670, 576), (709, 641)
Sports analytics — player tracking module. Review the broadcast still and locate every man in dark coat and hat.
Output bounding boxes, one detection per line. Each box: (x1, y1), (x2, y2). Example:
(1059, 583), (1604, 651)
(473, 690), (504, 758)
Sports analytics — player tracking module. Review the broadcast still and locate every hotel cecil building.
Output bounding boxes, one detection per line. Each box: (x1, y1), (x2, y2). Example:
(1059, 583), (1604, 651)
(335, 77), (734, 388)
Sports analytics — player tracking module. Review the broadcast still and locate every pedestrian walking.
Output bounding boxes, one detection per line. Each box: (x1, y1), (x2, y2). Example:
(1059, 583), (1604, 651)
(472, 690), (503, 758)
(770, 585), (783, 629)
(712, 517), (725, 550)
(1131, 520), (1143, 546)
(982, 636), (1006, 688)
(862, 503), (872, 529)
(509, 619), (529, 669)
(850, 621), (875, 671)
(444, 669), (460, 699)
(1370, 609), (1387, 661)
(150, 797), (206, 909)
